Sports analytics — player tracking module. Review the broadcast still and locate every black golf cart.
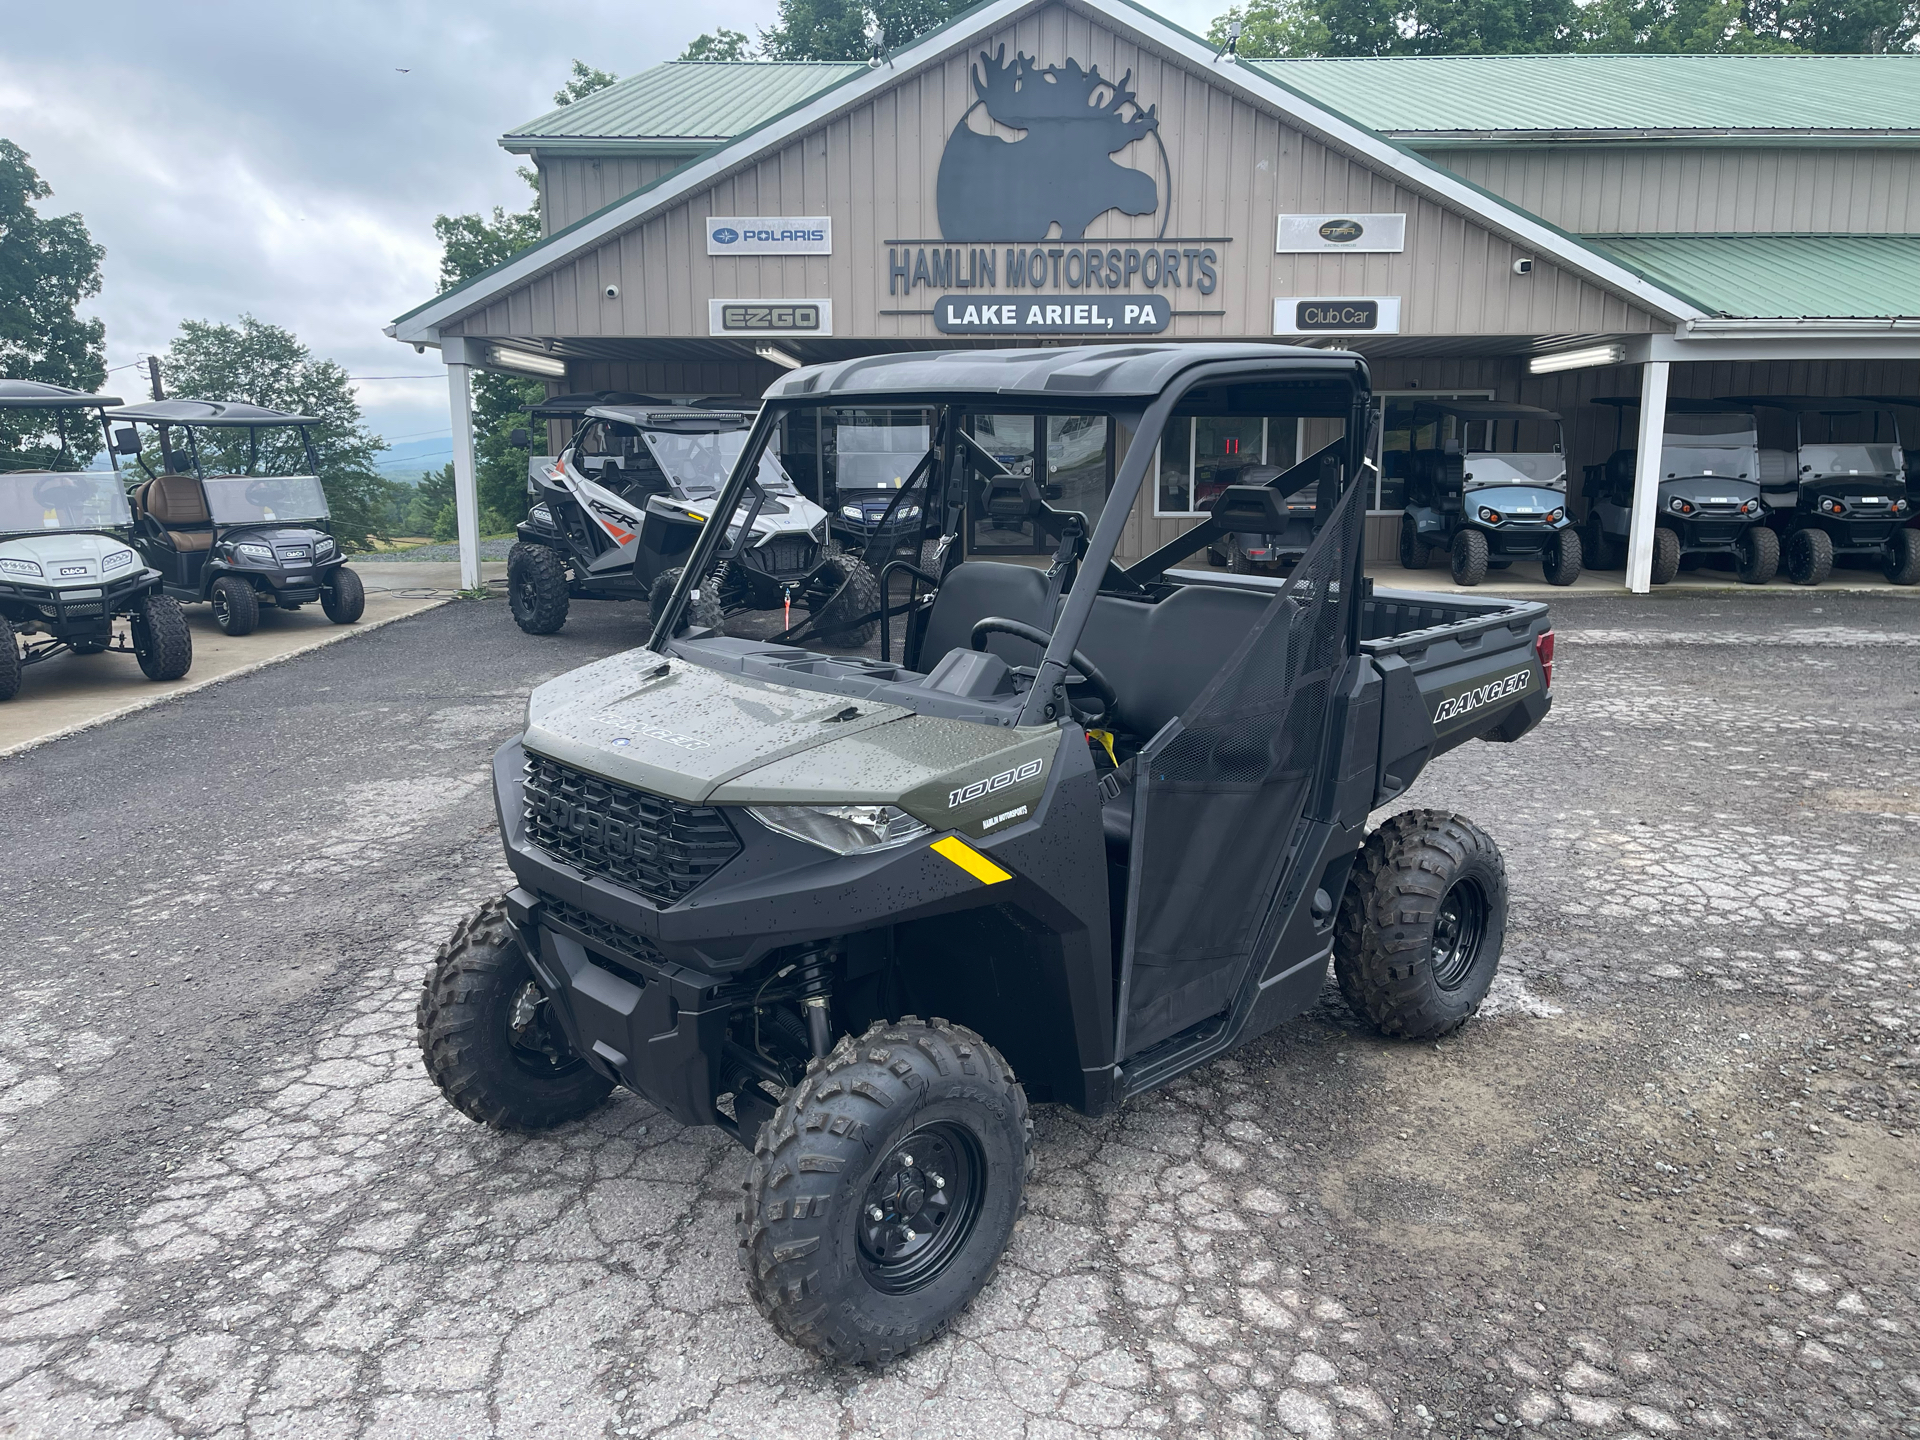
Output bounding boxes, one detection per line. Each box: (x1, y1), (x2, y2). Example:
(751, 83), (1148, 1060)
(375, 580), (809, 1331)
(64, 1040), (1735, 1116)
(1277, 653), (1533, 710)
(1203, 441), (1344, 574)
(1725, 396), (1916, 585)
(1395, 400), (1582, 586)
(0, 381), (192, 698)
(507, 402), (879, 643)
(418, 343), (1559, 1364)
(107, 400), (365, 634)
(1580, 397), (1777, 584)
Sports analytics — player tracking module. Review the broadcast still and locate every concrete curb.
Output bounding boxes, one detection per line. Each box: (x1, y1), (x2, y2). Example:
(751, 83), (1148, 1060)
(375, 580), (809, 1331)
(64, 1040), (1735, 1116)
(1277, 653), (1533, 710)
(0, 597), (453, 762)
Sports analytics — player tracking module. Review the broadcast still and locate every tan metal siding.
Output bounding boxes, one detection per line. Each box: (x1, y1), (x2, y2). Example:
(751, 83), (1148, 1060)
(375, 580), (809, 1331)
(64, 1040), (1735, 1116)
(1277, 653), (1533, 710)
(1430, 146), (1920, 235)
(445, 2), (1668, 343)
(540, 154), (700, 234)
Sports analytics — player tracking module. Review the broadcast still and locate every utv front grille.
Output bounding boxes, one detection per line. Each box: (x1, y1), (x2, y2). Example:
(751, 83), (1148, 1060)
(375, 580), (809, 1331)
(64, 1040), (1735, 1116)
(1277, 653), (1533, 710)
(742, 538), (820, 579)
(535, 890), (665, 971)
(522, 755), (740, 905)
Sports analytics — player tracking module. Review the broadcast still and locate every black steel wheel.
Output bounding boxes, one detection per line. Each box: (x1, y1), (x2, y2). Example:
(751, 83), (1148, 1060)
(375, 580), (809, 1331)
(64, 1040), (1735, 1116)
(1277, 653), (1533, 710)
(1734, 524), (1780, 585)
(648, 566), (725, 638)
(507, 542), (569, 635)
(1786, 526), (1833, 586)
(739, 1017), (1031, 1365)
(0, 613), (19, 701)
(858, 1121), (988, 1294)
(1450, 527), (1489, 586)
(1333, 809), (1508, 1039)
(1649, 526), (1682, 586)
(1398, 514), (1432, 571)
(321, 565), (365, 623)
(417, 898), (614, 1131)
(804, 552), (881, 645)
(1883, 527), (1920, 586)
(130, 593), (193, 681)
(210, 576), (259, 636)
(1540, 526), (1582, 586)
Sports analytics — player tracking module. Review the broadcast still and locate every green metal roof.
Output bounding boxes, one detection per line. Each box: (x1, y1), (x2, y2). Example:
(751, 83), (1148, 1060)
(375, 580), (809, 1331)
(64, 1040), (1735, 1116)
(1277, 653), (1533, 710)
(503, 61), (866, 148)
(1584, 234), (1920, 318)
(1253, 54), (1920, 136)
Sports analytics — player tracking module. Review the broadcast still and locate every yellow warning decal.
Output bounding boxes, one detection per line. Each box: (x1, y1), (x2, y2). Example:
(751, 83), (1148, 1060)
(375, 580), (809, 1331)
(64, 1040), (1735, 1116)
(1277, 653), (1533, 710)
(930, 835), (1013, 885)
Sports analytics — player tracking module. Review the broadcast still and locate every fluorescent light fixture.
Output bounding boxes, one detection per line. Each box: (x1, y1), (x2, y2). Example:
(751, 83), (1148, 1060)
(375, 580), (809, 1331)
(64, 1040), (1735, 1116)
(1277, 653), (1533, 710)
(1528, 344), (1627, 375)
(485, 345), (567, 379)
(755, 343), (803, 370)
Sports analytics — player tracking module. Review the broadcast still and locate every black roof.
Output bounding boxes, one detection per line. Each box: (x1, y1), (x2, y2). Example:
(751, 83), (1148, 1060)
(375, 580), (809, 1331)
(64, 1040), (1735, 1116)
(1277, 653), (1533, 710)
(1717, 395), (1901, 414)
(526, 390), (657, 419)
(0, 379), (123, 410)
(1411, 399), (1561, 422)
(585, 405), (752, 431)
(1589, 396), (1752, 413)
(104, 399), (317, 427)
(762, 343), (1362, 405)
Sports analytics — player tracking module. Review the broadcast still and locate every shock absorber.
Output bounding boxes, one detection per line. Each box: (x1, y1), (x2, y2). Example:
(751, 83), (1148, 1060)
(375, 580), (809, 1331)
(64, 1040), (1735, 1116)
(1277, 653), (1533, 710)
(793, 948), (836, 1059)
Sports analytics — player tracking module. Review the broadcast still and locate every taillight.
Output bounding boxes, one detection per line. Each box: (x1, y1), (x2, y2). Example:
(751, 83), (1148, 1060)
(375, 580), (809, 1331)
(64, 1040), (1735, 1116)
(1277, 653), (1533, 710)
(1536, 629), (1555, 689)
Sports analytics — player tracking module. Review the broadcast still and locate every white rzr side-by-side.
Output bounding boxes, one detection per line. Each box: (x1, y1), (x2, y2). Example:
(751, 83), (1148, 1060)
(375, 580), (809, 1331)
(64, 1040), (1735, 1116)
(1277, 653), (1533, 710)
(508, 404), (881, 644)
(0, 381), (193, 700)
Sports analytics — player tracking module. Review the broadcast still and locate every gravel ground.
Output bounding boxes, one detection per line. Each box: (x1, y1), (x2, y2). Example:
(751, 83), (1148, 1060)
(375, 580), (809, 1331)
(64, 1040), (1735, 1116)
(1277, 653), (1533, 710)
(370, 538), (519, 563)
(0, 591), (1916, 1440)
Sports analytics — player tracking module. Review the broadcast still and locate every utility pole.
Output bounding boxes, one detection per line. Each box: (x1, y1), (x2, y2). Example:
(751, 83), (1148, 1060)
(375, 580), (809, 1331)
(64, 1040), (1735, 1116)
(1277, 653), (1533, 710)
(146, 356), (171, 471)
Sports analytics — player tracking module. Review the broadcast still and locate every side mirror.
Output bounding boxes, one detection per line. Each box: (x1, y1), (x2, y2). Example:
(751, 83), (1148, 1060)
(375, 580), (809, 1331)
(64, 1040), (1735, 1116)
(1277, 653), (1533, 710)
(115, 427), (141, 455)
(509, 427), (530, 448)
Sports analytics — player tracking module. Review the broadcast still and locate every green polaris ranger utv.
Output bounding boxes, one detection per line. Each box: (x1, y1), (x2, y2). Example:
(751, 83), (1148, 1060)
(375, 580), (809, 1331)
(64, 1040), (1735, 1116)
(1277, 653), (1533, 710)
(418, 344), (1557, 1364)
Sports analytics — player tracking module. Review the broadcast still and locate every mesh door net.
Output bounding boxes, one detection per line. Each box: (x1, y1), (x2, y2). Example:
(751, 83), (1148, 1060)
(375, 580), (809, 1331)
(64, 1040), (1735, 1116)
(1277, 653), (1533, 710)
(1120, 475), (1365, 1055)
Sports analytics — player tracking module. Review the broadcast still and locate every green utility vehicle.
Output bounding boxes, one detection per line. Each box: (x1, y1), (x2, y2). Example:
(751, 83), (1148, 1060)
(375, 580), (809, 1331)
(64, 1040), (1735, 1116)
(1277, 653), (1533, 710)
(418, 345), (1556, 1364)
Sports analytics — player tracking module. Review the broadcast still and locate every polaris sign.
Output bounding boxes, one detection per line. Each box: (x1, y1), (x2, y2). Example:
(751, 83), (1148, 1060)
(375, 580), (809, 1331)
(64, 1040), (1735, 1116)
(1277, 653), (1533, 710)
(706, 217), (832, 256)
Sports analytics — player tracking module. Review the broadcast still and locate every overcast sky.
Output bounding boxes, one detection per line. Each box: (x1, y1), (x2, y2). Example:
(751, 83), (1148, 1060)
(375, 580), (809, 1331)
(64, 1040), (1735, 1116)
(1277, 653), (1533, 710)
(1, 0), (1219, 466)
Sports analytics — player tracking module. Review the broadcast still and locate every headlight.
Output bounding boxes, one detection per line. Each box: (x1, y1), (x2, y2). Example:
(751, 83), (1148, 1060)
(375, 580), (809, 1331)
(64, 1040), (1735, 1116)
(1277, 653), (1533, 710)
(235, 542), (273, 560)
(1742, 499), (1759, 514)
(314, 536), (337, 556)
(841, 504), (863, 520)
(1477, 506), (1499, 523)
(527, 504), (552, 527)
(1821, 498), (1842, 514)
(748, 803), (932, 856)
(1548, 507), (1564, 523)
(898, 505), (922, 521)
(102, 548), (135, 571)
(0, 557), (42, 576)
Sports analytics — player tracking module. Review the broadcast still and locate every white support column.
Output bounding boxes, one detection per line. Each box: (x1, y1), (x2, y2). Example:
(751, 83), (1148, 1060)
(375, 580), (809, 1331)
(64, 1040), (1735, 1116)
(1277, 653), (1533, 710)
(441, 338), (482, 593)
(1623, 359), (1670, 595)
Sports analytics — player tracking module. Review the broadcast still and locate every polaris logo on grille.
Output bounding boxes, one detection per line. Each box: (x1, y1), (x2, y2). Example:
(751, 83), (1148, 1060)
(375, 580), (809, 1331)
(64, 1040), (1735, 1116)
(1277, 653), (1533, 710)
(949, 757), (1043, 809)
(1432, 668), (1530, 725)
(527, 792), (656, 862)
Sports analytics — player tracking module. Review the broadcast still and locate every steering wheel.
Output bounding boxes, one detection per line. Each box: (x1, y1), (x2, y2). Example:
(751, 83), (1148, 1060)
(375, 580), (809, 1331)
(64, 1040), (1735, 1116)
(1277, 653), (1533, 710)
(31, 476), (78, 507)
(969, 616), (1120, 727)
(244, 479), (276, 505)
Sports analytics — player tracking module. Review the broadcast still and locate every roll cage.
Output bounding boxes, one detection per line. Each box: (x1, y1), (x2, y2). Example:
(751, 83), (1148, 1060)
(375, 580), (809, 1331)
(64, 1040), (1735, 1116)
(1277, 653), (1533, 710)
(648, 346), (1374, 725)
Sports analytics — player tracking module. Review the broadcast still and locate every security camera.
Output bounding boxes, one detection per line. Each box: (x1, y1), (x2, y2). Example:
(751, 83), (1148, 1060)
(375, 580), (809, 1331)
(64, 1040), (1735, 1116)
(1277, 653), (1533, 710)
(603, 283), (621, 300)
(1513, 257), (1535, 276)
(413, 343), (425, 354)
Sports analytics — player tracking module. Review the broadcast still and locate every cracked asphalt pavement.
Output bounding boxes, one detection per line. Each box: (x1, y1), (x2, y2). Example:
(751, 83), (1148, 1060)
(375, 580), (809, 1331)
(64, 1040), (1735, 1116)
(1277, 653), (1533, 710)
(1, 591), (1917, 1440)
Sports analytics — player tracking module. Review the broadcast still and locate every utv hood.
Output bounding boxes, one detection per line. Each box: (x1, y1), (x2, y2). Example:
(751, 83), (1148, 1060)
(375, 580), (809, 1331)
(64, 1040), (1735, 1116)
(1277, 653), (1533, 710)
(523, 650), (912, 803)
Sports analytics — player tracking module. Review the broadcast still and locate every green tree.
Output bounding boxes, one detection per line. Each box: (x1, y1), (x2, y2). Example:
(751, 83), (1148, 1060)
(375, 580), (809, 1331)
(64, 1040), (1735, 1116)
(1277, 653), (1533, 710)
(553, 59), (619, 106)
(431, 202), (546, 525)
(157, 316), (391, 550)
(760, 0), (977, 60)
(0, 140), (108, 472)
(682, 28), (755, 60)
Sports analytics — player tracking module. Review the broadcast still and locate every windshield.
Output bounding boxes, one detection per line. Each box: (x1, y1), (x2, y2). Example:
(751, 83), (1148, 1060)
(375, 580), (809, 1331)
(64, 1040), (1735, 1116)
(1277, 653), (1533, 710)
(1665, 413), (1757, 445)
(1660, 444), (1754, 479)
(641, 427), (795, 499)
(1463, 453), (1565, 489)
(835, 421), (931, 493)
(1803, 442), (1903, 479)
(0, 471), (131, 533)
(201, 474), (330, 524)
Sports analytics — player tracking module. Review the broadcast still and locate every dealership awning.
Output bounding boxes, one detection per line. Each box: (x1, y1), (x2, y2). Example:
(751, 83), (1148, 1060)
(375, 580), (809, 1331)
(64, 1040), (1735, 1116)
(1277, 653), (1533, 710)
(1585, 235), (1920, 322)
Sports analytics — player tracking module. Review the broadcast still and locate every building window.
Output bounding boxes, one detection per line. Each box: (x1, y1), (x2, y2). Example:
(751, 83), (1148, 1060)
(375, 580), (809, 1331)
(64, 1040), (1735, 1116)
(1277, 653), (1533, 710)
(1153, 416), (1303, 517)
(1372, 391), (1492, 512)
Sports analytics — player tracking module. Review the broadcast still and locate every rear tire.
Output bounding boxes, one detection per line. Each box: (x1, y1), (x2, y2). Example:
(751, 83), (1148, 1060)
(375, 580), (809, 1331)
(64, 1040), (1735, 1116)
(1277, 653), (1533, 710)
(1398, 514), (1432, 570)
(738, 1017), (1031, 1364)
(648, 566), (725, 638)
(416, 898), (615, 1131)
(1334, 810), (1508, 1040)
(0, 614), (19, 701)
(1649, 526), (1682, 586)
(1541, 527), (1582, 586)
(1225, 537), (1253, 574)
(321, 565), (365, 624)
(209, 576), (258, 636)
(1786, 527), (1833, 586)
(1734, 525), (1780, 584)
(807, 552), (881, 645)
(1450, 527), (1488, 586)
(507, 542), (569, 635)
(130, 594), (192, 681)
(1882, 527), (1920, 586)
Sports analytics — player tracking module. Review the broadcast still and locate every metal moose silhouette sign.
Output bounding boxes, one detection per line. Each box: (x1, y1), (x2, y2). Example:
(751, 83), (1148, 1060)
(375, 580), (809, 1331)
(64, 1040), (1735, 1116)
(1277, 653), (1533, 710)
(935, 48), (1167, 242)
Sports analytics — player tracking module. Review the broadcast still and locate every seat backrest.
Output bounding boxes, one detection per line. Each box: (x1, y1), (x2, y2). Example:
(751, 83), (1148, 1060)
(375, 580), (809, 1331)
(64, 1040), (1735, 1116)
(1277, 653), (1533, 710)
(1076, 584), (1274, 739)
(916, 560), (1052, 670)
(144, 474), (211, 527)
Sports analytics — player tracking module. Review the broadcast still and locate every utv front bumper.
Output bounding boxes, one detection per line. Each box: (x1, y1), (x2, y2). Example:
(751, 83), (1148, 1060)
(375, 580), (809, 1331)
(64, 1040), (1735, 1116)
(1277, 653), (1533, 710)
(489, 737), (1111, 1127)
